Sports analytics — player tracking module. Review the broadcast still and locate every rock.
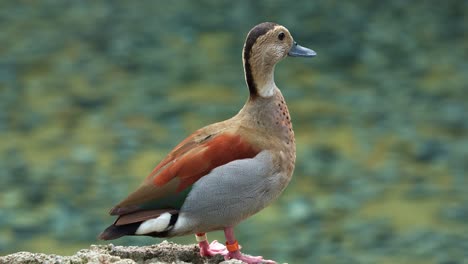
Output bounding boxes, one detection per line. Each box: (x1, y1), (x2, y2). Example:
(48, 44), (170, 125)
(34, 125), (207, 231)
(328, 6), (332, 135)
(0, 241), (248, 264)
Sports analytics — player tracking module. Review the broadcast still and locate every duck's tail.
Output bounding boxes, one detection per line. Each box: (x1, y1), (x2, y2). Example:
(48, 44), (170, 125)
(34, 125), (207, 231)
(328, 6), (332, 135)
(98, 210), (179, 240)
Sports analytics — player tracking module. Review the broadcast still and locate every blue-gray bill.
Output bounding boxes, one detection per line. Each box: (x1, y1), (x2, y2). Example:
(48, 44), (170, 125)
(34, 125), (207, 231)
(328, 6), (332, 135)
(288, 42), (316, 57)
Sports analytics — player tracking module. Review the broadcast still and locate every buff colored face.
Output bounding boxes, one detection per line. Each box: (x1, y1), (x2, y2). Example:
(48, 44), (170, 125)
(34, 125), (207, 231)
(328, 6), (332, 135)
(250, 26), (295, 65)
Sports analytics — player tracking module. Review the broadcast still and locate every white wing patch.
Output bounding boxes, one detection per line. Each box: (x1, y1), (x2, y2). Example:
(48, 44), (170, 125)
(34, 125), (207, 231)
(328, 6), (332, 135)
(135, 212), (172, 235)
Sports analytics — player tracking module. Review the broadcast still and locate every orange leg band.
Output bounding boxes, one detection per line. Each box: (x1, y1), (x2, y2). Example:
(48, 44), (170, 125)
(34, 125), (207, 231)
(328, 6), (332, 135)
(226, 240), (239, 252)
(195, 233), (207, 242)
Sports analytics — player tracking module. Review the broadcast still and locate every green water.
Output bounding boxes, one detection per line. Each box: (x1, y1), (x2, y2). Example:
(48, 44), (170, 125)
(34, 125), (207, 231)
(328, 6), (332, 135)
(0, 1), (467, 263)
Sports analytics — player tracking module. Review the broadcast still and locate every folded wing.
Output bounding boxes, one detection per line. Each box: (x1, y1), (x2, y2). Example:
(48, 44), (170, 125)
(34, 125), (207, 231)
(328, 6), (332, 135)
(108, 129), (260, 220)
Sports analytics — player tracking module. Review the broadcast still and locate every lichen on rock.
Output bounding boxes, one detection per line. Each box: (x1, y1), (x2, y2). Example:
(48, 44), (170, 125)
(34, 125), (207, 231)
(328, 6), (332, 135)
(0, 241), (245, 264)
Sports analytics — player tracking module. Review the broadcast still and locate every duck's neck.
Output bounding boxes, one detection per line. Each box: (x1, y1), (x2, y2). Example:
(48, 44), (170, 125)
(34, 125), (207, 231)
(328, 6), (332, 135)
(244, 52), (277, 98)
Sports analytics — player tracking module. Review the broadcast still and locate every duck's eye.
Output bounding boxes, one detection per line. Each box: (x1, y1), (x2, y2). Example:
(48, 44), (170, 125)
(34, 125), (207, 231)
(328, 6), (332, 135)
(278, 32), (285, 41)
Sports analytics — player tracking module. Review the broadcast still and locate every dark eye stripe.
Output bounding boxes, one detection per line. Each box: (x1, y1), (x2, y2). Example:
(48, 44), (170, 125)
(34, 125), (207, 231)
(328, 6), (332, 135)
(243, 22), (278, 96)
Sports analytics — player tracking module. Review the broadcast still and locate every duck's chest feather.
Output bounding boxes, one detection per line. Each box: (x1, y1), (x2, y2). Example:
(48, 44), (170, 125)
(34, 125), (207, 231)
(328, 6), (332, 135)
(236, 88), (296, 178)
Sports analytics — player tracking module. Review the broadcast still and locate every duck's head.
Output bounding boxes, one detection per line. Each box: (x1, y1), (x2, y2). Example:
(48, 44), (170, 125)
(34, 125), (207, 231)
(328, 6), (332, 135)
(243, 22), (316, 97)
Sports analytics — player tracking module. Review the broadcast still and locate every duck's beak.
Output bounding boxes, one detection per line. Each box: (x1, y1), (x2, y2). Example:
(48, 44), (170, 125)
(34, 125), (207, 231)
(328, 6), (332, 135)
(288, 42), (316, 57)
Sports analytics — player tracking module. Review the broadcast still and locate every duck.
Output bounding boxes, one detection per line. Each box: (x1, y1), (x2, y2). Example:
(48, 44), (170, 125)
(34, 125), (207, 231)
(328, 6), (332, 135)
(99, 22), (316, 264)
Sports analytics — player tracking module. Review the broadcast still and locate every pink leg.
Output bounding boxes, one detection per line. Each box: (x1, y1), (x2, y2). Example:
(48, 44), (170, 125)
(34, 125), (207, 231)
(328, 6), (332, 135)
(223, 227), (276, 264)
(196, 233), (228, 257)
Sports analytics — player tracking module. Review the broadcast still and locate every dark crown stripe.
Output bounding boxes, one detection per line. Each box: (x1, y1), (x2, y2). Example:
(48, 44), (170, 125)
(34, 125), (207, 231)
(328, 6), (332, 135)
(243, 22), (277, 96)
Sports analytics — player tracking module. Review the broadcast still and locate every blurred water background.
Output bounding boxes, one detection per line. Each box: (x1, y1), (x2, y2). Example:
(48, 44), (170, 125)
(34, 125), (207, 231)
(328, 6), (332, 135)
(1, 1), (467, 263)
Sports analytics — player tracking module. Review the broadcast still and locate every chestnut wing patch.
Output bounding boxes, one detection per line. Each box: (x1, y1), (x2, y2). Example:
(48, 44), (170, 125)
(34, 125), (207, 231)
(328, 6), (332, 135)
(152, 133), (260, 192)
(108, 131), (259, 216)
